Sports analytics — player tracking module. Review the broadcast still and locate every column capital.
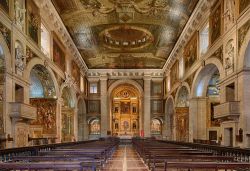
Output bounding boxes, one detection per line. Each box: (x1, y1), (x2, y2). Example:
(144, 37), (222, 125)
(100, 73), (108, 81)
(143, 74), (151, 81)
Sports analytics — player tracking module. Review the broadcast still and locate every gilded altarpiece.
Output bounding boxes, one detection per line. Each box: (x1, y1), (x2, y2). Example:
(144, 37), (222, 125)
(112, 85), (139, 136)
(175, 107), (189, 142)
(30, 99), (57, 136)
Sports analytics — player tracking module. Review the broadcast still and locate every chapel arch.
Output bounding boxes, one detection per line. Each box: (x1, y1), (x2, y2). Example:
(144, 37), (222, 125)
(29, 64), (57, 143)
(110, 83), (141, 137)
(175, 85), (190, 142)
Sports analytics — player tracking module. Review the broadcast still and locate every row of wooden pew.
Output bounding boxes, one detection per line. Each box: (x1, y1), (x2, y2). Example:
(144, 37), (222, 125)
(133, 138), (250, 171)
(0, 137), (119, 170)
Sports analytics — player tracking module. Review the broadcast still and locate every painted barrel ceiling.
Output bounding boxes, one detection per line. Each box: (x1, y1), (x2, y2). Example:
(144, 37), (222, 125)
(52, 0), (199, 69)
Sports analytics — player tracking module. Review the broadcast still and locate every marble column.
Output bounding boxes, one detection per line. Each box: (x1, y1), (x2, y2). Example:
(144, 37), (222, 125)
(100, 74), (108, 137)
(143, 75), (151, 137)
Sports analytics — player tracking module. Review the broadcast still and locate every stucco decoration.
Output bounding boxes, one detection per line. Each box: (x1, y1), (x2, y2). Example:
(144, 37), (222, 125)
(224, 39), (234, 75)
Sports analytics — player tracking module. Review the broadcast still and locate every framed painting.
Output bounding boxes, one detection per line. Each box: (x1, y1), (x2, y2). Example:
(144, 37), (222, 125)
(53, 37), (65, 72)
(210, 2), (222, 45)
(239, 0), (250, 14)
(0, 0), (9, 14)
(26, 0), (40, 44)
(170, 61), (179, 87)
(183, 32), (197, 72)
(72, 60), (80, 86)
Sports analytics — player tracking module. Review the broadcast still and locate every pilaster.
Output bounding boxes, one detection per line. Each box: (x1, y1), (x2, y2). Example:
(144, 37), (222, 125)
(143, 74), (151, 137)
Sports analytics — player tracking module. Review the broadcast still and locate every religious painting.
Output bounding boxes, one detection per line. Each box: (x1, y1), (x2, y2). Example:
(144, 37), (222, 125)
(151, 100), (163, 114)
(151, 81), (162, 96)
(89, 118), (100, 135)
(151, 119), (162, 135)
(210, 3), (222, 45)
(53, 38), (65, 72)
(72, 60), (80, 86)
(120, 101), (130, 114)
(239, 0), (250, 14)
(170, 61), (179, 87)
(30, 98), (57, 135)
(175, 107), (189, 142)
(26, 0), (40, 44)
(120, 119), (130, 133)
(87, 100), (100, 114)
(184, 33), (197, 72)
(0, 0), (9, 14)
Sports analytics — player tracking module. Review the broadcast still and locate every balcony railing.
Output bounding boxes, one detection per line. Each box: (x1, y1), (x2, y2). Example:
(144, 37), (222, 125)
(9, 102), (37, 120)
(214, 101), (240, 120)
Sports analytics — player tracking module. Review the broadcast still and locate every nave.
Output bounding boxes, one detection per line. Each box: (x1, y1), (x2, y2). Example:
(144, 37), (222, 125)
(1, 138), (250, 170)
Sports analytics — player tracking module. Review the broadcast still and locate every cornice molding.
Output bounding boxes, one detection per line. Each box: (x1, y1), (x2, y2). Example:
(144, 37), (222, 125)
(162, 0), (214, 71)
(36, 0), (88, 73)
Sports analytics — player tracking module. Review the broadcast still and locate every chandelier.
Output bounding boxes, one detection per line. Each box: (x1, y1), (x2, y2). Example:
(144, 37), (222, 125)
(80, 0), (169, 16)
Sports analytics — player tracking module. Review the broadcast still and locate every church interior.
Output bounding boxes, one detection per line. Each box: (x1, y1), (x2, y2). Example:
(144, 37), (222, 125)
(1, 0), (250, 170)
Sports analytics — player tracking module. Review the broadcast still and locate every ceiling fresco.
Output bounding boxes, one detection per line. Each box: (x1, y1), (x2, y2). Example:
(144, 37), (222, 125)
(52, 0), (199, 69)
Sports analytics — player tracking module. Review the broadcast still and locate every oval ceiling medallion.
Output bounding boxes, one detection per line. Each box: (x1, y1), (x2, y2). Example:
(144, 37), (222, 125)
(99, 25), (154, 51)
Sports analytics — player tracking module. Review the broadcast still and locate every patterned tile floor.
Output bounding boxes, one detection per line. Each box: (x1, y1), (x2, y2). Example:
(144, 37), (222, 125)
(103, 145), (149, 171)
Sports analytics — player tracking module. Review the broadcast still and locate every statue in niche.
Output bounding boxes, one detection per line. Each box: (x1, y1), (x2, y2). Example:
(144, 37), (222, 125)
(225, 39), (234, 74)
(132, 122), (137, 129)
(14, 0), (25, 30)
(15, 45), (26, 74)
(224, 0), (235, 32)
(115, 122), (118, 129)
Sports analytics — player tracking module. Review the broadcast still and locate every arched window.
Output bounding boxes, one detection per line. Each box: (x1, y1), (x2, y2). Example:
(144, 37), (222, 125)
(30, 71), (44, 98)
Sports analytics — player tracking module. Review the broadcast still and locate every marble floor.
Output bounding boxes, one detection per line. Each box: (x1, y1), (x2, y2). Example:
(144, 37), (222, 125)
(103, 145), (149, 171)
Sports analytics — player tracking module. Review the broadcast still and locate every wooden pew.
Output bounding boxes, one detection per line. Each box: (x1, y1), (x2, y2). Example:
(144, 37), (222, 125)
(159, 161), (250, 171)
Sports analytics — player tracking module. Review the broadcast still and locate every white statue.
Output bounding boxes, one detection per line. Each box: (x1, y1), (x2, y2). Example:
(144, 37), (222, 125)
(224, 0), (235, 32)
(15, 46), (26, 72)
(14, 0), (26, 30)
(225, 39), (234, 71)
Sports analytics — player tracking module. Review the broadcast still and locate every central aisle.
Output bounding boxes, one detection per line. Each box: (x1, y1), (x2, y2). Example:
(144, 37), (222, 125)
(103, 145), (149, 171)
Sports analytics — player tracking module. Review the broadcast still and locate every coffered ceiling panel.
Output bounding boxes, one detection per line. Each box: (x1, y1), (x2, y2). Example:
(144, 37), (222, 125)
(52, 0), (199, 69)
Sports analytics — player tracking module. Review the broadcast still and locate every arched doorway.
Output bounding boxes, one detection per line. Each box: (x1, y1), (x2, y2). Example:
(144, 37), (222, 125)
(111, 84), (140, 137)
(175, 86), (189, 142)
(165, 97), (174, 140)
(61, 87), (75, 142)
(29, 64), (57, 143)
(77, 98), (87, 140)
